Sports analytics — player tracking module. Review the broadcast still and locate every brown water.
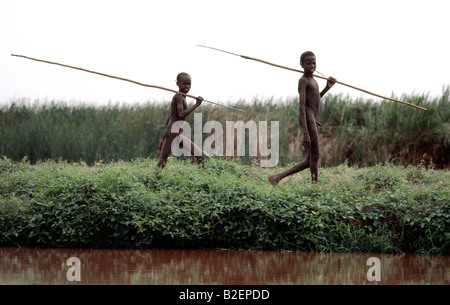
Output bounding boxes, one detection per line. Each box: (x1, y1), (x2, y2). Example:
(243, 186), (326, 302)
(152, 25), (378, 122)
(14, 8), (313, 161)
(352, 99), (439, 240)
(0, 247), (448, 285)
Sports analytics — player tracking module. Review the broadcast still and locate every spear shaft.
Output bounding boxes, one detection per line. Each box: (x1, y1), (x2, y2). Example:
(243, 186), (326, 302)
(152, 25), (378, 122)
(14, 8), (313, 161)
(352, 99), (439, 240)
(11, 54), (246, 113)
(197, 45), (427, 111)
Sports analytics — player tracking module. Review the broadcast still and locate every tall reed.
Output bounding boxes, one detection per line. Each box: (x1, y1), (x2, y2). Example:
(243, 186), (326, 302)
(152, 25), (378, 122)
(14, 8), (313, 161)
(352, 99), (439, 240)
(1, 88), (448, 168)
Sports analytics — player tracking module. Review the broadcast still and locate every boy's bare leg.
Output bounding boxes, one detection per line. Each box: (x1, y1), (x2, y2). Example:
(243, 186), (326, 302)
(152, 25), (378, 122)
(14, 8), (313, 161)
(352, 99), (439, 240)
(309, 139), (319, 182)
(157, 134), (176, 168)
(156, 141), (169, 168)
(180, 134), (206, 169)
(307, 115), (320, 183)
(269, 110), (320, 185)
(192, 140), (205, 169)
(268, 151), (310, 185)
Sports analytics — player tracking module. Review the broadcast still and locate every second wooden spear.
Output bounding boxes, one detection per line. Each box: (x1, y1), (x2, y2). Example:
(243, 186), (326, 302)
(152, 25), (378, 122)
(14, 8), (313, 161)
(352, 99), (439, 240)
(10, 54), (246, 113)
(197, 45), (427, 111)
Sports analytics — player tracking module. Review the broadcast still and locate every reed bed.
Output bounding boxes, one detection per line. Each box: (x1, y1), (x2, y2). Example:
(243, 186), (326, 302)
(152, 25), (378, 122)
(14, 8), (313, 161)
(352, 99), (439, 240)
(1, 87), (449, 168)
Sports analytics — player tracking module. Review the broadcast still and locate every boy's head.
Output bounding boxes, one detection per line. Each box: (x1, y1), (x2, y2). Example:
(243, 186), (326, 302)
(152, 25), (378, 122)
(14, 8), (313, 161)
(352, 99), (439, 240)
(300, 51), (316, 75)
(300, 51), (315, 65)
(176, 72), (191, 94)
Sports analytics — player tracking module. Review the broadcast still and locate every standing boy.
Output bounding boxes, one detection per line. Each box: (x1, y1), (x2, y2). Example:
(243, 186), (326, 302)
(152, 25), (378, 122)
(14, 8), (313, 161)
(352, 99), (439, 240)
(268, 51), (336, 184)
(157, 72), (205, 169)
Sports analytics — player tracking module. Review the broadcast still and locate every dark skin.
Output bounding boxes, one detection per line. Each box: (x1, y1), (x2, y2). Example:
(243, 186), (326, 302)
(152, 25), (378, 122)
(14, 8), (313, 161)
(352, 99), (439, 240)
(268, 54), (336, 184)
(157, 74), (205, 169)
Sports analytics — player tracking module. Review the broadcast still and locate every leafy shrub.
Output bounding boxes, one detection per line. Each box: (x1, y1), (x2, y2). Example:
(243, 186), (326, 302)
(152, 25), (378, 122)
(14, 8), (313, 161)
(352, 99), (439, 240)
(0, 157), (448, 254)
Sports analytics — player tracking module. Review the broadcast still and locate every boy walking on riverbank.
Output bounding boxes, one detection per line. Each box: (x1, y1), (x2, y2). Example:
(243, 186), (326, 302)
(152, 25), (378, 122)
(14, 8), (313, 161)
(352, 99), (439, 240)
(157, 72), (205, 169)
(269, 51), (336, 184)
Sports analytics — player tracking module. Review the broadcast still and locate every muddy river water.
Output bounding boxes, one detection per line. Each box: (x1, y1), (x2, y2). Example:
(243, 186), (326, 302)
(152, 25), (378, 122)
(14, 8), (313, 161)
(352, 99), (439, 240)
(0, 247), (448, 285)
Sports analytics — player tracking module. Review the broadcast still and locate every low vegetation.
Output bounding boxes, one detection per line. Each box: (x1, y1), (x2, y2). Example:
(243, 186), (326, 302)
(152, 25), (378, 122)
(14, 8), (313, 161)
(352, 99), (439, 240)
(1, 157), (448, 254)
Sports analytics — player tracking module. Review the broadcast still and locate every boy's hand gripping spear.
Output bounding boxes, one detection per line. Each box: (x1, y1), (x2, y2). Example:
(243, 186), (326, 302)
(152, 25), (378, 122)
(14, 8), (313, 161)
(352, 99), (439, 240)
(197, 45), (427, 111)
(11, 54), (246, 113)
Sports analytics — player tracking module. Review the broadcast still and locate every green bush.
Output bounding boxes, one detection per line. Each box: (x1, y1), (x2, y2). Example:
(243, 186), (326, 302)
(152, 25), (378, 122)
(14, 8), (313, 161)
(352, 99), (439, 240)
(0, 157), (448, 254)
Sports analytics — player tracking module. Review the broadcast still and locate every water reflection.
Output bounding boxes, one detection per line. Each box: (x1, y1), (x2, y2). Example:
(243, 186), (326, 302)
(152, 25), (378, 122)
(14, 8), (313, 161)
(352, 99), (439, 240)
(0, 248), (448, 285)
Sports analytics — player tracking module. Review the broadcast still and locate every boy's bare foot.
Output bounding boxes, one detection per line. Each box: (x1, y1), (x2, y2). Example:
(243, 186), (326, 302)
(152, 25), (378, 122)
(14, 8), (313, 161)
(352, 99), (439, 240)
(268, 175), (279, 186)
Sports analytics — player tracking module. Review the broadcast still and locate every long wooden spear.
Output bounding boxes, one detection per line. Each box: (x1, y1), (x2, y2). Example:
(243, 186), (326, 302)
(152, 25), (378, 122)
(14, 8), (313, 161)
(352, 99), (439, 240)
(197, 45), (427, 111)
(10, 54), (246, 113)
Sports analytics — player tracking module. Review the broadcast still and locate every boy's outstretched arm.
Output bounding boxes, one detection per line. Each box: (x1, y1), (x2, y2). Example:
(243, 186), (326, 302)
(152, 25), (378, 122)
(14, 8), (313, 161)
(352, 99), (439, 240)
(320, 76), (337, 98)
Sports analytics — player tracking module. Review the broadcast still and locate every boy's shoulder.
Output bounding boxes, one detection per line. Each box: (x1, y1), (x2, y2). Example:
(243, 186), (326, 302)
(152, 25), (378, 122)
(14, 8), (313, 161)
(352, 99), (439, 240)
(298, 75), (309, 86)
(172, 92), (184, 102)
(299, 75), (317, 85)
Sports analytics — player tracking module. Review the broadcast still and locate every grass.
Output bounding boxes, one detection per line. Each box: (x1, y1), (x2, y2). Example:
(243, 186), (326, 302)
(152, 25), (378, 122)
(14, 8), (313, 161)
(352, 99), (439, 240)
(1, 87), (449, 168)
(0, 157), (448, 254)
